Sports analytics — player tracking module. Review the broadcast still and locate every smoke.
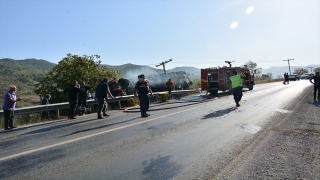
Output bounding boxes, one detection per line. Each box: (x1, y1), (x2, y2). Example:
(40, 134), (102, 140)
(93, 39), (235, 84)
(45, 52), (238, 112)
(124, 68), (161, 79)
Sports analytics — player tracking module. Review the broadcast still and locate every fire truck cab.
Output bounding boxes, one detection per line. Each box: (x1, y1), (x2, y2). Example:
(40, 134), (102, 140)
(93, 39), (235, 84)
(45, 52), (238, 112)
(201, 66), (255, 95)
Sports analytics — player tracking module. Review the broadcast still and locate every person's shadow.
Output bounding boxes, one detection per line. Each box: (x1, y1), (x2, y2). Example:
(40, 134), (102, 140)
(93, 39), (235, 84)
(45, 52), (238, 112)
(202, 107), (237, 119)
(311, 100), (320, 107)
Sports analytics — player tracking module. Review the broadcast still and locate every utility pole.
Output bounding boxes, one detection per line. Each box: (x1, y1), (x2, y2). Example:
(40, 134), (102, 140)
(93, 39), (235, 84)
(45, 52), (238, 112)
(156, 59), (172, 74)
(283, 59), (294, 74)
(308, 66), (315, 74)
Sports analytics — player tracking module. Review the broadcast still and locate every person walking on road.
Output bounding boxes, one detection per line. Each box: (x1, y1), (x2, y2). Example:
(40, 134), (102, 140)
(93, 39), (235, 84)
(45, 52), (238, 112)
(63, 80), (81, 119)
(310, 71), (320, 100)
(95, 78), (114, 119)
(229, 70), (246, 107)
(134, 74), (154, 117)
(2, 86), (23, 130)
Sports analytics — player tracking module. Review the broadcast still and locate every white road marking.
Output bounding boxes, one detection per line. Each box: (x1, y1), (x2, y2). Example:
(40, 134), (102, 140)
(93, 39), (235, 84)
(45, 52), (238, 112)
(237, 123), (261, 134)
(0, 105), (202, 162)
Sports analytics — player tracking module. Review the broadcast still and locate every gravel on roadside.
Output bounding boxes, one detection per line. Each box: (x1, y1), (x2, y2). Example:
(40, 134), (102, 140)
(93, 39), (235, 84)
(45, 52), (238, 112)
(214, 85), (320, 179)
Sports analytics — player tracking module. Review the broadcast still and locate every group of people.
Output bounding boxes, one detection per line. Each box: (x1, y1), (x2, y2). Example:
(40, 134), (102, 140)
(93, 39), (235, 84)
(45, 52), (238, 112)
(63, 79), (114, 120)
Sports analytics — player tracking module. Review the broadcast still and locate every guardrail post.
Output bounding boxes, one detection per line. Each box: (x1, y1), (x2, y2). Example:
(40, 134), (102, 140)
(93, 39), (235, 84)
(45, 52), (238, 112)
(57, 109), (60, 120)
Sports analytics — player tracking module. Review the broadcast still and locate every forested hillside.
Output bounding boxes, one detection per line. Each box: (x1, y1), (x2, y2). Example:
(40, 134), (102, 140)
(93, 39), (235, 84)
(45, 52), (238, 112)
(0, 58), (55, 106)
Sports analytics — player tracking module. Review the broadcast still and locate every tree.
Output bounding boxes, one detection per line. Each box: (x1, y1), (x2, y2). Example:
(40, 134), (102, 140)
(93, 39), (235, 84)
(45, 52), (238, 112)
(293, 68), (308, 75)
(266, 72), (273, 79)
(34, 54), (123, 103)
(244, 60), (262, 76)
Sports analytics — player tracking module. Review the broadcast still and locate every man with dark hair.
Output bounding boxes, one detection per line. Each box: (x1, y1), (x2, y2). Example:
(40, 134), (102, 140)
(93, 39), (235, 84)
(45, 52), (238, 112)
(134, 74), (154, 117)
(310, 72), (320, 100)
(41, 94), (51, 119)
(63, 80), (81, 119)
(95, 78), (114, 119)
(77, 82), (92, 116)
(229, 70), (246, 107)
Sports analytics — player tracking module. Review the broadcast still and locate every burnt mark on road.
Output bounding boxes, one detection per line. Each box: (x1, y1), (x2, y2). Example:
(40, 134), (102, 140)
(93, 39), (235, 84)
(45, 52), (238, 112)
(142, 155), (182, 180)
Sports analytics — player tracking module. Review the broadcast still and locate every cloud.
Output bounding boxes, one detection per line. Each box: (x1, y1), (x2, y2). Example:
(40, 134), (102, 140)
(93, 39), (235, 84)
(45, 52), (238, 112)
(230, 21), (239, 29)
(246, 6), (254, 14)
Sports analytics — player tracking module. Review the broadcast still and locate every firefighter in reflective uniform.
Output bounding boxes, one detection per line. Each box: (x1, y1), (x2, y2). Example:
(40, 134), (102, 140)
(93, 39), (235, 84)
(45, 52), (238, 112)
(77, 82), (92, 116)
(229, 70), (246, 107)
(134, 74), (154, 117)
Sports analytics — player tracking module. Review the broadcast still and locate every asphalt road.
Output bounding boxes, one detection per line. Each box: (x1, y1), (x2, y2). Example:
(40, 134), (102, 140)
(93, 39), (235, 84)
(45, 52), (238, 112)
(0, 80), (318, 180)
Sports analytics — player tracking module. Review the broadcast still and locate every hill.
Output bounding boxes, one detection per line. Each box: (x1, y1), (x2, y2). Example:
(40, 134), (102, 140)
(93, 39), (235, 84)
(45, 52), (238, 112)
(0, 58), (56, 106)
(261, 64), (320, 79)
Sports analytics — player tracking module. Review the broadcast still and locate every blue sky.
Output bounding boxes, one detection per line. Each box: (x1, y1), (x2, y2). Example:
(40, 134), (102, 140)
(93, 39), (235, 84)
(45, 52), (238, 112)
(0, 0), (319, 70)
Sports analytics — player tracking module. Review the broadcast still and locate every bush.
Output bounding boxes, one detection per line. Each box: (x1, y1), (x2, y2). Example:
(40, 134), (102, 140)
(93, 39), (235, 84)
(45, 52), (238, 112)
(157, 94), (169, 102)
(127, 97), (139, 106)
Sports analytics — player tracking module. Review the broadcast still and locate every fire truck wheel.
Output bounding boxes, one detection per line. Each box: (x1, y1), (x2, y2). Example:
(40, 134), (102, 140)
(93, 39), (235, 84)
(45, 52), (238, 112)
(249, 83), (253, 90)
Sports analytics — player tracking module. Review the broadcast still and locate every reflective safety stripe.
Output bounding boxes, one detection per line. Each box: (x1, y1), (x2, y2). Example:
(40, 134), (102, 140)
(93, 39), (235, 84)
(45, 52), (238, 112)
(229, 75), (243, 88)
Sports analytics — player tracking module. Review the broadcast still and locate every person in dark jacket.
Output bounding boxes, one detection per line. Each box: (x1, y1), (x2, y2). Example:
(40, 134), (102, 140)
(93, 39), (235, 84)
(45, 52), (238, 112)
(134, 74), (154, 117)
(77, 82), (92, 116)
(63, 80), (81, 119)
(310, 72), (320, 100)
(95, 78), (114, 119)
(41, 94), (51, 119)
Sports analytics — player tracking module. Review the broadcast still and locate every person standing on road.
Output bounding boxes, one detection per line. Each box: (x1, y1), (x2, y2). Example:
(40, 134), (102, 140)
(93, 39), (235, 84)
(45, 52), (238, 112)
(229, 70), (246, 107)
(285, 73), (289, 84)
(2, 86), (23, 130)
(41, 94), (51, 119)
(166, 79), (175, 99)
(310, 71), (320, 100)
(63, 80), (81, 119)
(134, 74), (154, 118)
(95, 78), (114, 119)
(77, 82), (92, 116)
(283, 72), (287, 84)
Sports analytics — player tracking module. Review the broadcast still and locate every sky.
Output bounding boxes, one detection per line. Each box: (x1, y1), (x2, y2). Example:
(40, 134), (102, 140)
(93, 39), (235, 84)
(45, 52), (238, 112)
(0, 0), (319, 70)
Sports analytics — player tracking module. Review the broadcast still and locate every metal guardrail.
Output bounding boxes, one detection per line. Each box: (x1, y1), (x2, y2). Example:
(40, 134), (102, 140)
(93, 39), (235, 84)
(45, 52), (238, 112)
(0, 90), (196, 118)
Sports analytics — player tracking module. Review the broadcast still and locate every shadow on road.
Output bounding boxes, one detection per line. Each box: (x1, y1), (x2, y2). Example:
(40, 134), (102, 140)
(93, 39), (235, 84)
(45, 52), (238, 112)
(59, 116), (141, 137)
(308, 100), (320, 106)
(202, 107), (238, 120)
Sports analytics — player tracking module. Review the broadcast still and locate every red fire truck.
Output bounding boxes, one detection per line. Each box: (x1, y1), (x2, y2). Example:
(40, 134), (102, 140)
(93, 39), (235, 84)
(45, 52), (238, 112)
(201, 65), (255, 95)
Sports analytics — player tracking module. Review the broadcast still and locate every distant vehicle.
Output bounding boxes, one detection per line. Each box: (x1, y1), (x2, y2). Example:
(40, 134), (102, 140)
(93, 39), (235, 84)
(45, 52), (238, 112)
(300, 73), (314, 80)
(288, 74), (300, 81)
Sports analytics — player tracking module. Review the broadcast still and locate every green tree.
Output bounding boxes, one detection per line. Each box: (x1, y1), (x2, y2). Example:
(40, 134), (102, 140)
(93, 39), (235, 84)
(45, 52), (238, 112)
(293, 68), (308, 75)
(34, 54), (122, 103)
(244, 60), (262, 76)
